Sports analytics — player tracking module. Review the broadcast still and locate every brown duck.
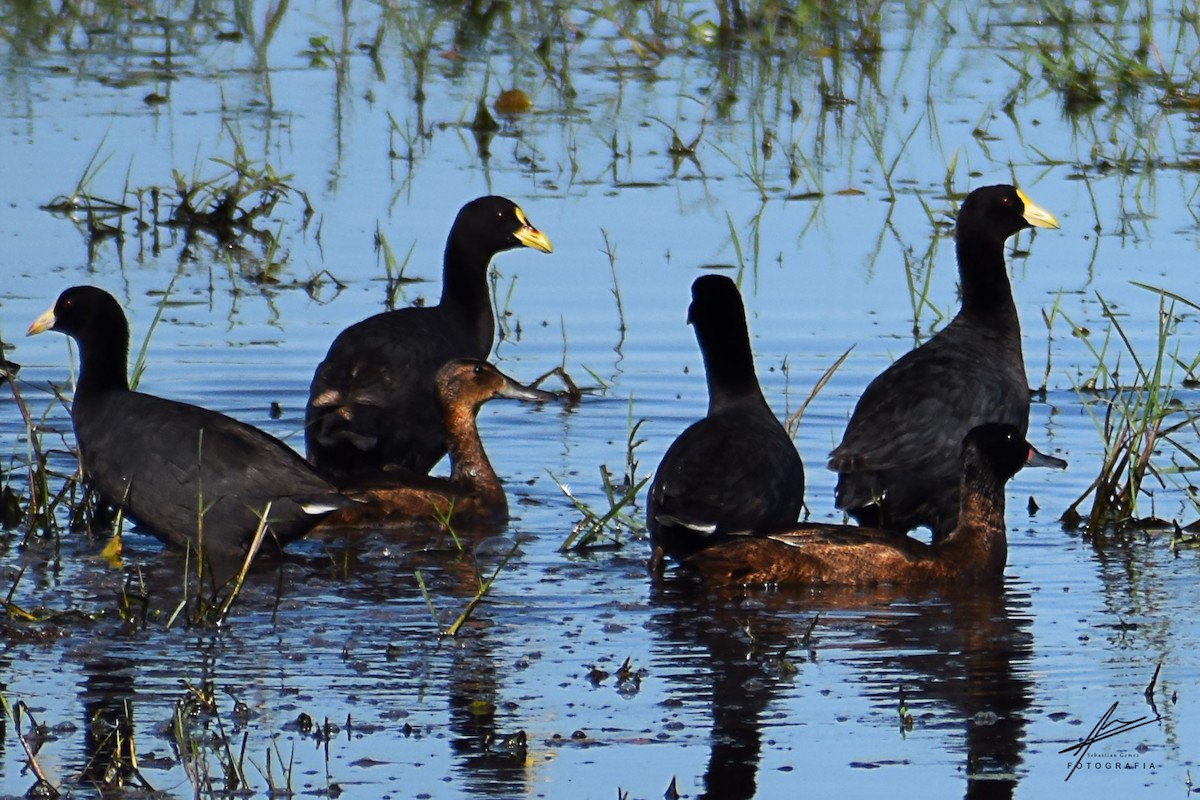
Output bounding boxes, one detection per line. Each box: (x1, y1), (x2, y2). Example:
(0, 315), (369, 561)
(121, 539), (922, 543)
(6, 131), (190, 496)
(675, 424), (1065, 587)
(319, 359), (557, 530)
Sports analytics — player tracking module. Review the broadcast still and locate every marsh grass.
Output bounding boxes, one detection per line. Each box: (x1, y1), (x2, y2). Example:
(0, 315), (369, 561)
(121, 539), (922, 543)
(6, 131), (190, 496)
(443, 540), (522, 636)
(784, 345), (853, 437)
(83, 695), (152, 793)
(375, 225), (419, 310)
(44, 136), (309, 271)
(168, 138), (312, 245)
(415, 538), (523, 636)
(1035, 293), (1067, 399)
(171, 679), (264, 795)
(40, 139), (131, 257)
(490, 270), (520, 343)
(556, 466), (649, 552)
(554, 399), (646, 551)
(600, 229), (628, 340)
(252, 737), (297, 798)
(5, 372), (55, 538)
(1012, 10), (1158, 118)
(0, 693), (59, 797)
(1061, 287), (1196, 533)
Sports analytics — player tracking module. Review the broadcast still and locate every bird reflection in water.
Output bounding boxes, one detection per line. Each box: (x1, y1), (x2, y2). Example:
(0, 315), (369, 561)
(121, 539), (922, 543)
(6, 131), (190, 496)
(649, 577), (1033, 800)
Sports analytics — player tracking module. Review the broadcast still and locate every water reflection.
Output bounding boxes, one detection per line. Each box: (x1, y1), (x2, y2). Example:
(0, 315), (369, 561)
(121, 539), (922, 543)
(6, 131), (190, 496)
(649, 576), (1033, 800)
(80, 657), (140, 790)
(314, 522), (532, 796)
(448, 637), (531, 798)
(648, 578), (792, 800)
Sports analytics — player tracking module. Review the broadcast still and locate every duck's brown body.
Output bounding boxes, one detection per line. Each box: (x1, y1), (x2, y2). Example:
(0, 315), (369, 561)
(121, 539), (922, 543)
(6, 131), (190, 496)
(674, 424), (1060, 587)
(318, 359), (555, 531)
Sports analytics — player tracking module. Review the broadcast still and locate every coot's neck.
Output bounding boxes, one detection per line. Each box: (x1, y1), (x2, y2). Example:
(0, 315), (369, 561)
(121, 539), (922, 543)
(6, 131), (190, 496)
(440, 235), (497, 355)
(938, 453), (1008, 577)
(75, 325), (131, 397)
(444, 397), (506, 513)
(695, 316), (767, 415)
(956, 230), (1018, 323)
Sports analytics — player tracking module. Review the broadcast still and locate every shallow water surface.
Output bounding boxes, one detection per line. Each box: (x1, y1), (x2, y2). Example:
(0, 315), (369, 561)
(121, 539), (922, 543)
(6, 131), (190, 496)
(1, 2), (1199, 798)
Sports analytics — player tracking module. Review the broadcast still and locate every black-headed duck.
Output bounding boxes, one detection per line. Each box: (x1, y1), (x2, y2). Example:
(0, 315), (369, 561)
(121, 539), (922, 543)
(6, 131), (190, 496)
(306, 196), (552, 485)
(829, 185), (1060, 540)
(680, 424), (1064, 586)
(319, 359), (556, 530)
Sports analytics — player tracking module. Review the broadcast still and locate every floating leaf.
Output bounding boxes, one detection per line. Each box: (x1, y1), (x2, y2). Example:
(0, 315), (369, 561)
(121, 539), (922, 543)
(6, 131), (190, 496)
(493, 88), (532, 115)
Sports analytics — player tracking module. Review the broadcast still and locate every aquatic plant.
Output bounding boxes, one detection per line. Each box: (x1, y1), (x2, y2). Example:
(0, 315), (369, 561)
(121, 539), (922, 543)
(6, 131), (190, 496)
(1062, 286), (1197, 533)
(0, 693), (60, 797)
(554, 399), (647, 551)
(42, 134), (309, 276)
(415, 538), (522, 636)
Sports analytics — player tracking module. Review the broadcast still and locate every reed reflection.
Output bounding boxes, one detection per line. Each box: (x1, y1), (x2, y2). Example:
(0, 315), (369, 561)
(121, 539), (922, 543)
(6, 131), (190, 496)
(314, 522), (530, 798)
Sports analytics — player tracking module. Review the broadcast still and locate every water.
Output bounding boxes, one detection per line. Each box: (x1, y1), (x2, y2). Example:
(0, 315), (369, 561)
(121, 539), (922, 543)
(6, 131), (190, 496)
(1, 1), (1198, 798)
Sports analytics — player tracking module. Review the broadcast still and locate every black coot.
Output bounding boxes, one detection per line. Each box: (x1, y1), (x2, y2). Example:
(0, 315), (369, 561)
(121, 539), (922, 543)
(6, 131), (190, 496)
(28, 286), (349, 569)
(648, 274), (805, 569)
(305, 196), (552, 485)
(828, 185), (1060, 540)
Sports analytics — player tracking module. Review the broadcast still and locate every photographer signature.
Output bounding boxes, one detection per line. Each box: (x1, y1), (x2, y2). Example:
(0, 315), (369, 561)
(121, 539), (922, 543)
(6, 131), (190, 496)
(1059, 701), (1162, 781)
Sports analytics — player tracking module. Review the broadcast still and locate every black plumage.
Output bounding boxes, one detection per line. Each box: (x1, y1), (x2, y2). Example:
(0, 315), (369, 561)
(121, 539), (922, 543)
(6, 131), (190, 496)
(648, 274), (805, 569)
(828, 185), (1060, 540)
(305, 196), (552, 485)
(28, 286), (349, 568)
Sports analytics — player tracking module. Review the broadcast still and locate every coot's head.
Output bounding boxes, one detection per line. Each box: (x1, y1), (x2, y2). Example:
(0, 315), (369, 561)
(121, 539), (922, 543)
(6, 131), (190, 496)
(452, 196), (553, 257)
(27, 285), (128, 350)
(956, 185), (1059, 246)
(435, 359), (557, 414)
(687, 274), (744, 328)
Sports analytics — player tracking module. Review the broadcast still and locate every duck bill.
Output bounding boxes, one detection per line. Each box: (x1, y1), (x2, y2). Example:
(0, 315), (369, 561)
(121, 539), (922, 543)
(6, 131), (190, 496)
(495, 371), (558, 403)
(27, 306), (57, 336)
(1015, 189), (1060, 230)
(1027, 444), (1068, 470)
(513, 207), (553, 253)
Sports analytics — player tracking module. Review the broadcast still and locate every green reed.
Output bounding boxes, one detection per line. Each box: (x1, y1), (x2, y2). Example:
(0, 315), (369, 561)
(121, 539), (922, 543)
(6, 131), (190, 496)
(555, 398), (647, 551)
(1062, 287), (1196, 532)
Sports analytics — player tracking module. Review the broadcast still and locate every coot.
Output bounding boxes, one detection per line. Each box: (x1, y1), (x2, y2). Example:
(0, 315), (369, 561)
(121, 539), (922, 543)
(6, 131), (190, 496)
(828, 185), (1060, 540)
(306, 196), (552, 484)
(648, 274), (805, 570)
(28, 286), (349, 569)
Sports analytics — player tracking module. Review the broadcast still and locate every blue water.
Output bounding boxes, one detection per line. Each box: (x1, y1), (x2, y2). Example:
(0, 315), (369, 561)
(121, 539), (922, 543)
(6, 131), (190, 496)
(1, 1), (1198, 798)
